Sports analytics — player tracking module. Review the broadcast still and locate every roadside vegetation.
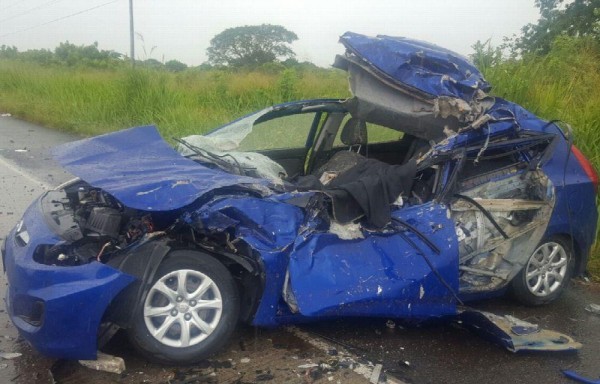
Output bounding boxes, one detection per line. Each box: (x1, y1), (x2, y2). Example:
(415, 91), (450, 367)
(482, 36), (600, 278)
(0, 58), (348, 138)
(0, 3), (599, 277)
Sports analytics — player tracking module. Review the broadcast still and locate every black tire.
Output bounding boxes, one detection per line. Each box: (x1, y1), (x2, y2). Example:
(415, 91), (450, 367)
(510, 236), (574, 306)
(128, 250), (239, 364)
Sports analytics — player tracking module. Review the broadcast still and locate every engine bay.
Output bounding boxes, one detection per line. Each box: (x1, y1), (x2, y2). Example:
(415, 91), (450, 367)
(36, 180), (158, 266)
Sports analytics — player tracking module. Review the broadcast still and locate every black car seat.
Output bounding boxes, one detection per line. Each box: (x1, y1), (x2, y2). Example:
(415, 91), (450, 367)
(314, 117), (368, 177)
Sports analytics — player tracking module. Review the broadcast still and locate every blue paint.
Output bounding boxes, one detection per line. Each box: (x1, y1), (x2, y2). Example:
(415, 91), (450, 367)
(340, 32), (490, 101)
(52, 126), (272, 212)
(289, 202), (458, 319)
(3, 196), (135, 360)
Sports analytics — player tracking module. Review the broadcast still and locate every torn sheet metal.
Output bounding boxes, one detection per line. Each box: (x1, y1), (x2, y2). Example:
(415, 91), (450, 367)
(457, 309), (582, 352)
(431, 98), (555, 152)
(339, 32), (490, 102)
(335, 32), (493, 140)
(288, 202), (459, 318)
(52, 126), (273, 211)
(185, 194), (305, 326)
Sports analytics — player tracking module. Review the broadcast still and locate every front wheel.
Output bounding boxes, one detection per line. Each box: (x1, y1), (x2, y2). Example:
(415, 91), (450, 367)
(510, 237), (573, 306)
(128, 251), (239, 364)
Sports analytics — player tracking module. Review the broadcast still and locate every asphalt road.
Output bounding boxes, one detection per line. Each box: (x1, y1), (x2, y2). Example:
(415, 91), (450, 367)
(0, 115), (599, 384)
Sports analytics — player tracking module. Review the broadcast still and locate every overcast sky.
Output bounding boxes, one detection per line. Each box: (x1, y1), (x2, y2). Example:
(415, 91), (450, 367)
(0, 0), (541, 67)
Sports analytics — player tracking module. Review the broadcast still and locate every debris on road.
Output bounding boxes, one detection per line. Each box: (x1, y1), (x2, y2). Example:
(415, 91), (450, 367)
(562, 369), (600, 384)
(584, 304), (600, 315)
(457, 309), (582, 352)
(78, 351), (125, 374)
(369, 363), (383, 384)
(0, 352), (22, 359)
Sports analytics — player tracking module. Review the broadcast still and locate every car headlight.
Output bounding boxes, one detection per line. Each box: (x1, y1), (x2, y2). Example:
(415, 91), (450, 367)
(15, 220), (29, 246)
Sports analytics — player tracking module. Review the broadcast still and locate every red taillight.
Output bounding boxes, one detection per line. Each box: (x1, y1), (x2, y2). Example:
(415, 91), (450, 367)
(572, 145), (599, 194)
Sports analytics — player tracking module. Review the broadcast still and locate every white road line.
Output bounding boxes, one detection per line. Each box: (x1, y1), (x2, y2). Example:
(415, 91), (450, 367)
(0, 155), (52, 190)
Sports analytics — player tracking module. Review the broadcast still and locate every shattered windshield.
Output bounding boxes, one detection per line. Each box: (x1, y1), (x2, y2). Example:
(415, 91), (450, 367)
(185, 107), (274, 152)
(177, 105), (323, 182)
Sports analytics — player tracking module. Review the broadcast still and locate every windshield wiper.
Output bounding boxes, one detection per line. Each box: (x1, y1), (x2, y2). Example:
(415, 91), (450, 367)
(174, 137), (243, 175)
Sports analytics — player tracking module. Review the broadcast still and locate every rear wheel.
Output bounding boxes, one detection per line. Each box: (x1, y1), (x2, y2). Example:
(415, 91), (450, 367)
(511, 237), (573, 306)
(128, 251), (239, 364)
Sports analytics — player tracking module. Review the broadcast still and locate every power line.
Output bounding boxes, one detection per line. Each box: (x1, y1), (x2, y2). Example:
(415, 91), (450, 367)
(0, 0), (63, 24)
(0, 0), (120, 39)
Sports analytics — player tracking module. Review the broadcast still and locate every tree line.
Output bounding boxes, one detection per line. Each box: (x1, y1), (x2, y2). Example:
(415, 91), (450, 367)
(0, 24), (310, 72)
(471, 0), (599, 68)
(2, 0), (598, 72)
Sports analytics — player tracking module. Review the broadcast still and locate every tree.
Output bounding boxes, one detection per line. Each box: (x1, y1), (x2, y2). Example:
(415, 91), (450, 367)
(0, 45), (18, 59)
(207, 24), (298, 67)
(141, 58), (163, 69)
(165, 59), (187, 72)
(515, 0), (600, 54)
(54, 41), (121, 66)
(470, 39), (503, 70)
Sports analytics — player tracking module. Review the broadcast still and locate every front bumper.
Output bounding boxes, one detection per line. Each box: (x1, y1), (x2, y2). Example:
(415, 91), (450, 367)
(3, 195), (135, 360)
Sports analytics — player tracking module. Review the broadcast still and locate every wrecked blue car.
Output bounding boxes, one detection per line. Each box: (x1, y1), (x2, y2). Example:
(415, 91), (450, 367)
(3, 32), (598, 364)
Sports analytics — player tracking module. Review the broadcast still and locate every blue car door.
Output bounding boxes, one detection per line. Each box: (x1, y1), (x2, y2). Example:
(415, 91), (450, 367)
(288, 201), (459, 319)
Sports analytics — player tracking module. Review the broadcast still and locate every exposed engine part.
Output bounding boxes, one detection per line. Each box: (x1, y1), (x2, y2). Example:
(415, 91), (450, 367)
(37, 181), (161, 266)
(86, 207), (122, 238)
(125, 215), (154, 244)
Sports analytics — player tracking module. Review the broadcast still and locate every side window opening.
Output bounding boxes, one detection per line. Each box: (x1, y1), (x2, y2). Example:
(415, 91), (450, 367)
(237, 112), (318, 151)
(333, 115), (403, 147)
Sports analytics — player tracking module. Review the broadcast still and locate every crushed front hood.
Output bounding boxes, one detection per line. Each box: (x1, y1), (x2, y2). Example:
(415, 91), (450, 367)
(335, 32), (493, 141)
(52, 126), (271, 211)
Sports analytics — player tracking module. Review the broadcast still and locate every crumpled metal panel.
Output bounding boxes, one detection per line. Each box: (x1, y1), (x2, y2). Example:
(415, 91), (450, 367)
(430, 98), (557, 152)
(288, 202), (459, 318)
(188, 197), (459, 323)
(339, 32), (490, 102)
(185, 193), (306, 326)
(52, 126), (272, 211)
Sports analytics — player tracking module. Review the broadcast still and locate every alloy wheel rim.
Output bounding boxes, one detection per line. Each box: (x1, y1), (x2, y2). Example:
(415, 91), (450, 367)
(525, 242), (568, 297)
(144, 269), (223, 348)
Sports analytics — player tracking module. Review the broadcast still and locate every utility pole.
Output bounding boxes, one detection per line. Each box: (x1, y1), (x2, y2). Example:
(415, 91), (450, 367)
(129, 0), (135, 67)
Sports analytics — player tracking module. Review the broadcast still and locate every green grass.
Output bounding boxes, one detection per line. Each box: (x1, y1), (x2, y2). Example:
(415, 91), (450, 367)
(0, 63), (349, 138)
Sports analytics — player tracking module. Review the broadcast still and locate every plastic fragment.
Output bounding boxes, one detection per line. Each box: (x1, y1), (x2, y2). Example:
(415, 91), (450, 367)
(562, 369), (600, 384)
(369, 364), (382, 384)
(0, 352), (22, 359)
(584, 304), (600, 315)
(78, 352), (125, 374)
